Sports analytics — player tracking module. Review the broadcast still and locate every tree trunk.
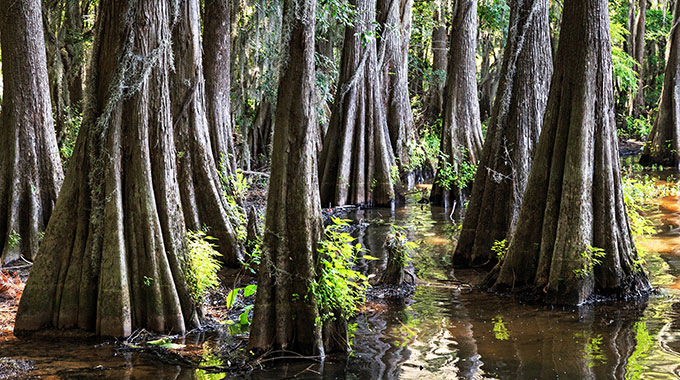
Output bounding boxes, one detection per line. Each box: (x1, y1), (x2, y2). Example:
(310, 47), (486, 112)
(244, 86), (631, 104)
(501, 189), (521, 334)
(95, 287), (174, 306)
(43, 0), (86, 146)
(639, 0), (680, 167)
(15, 0), (199, 337)
(0, 0), (63, 264)
(170, 0), (242, 267)
(486, 0), (651, 305)
(424, 0), (448, 125)
(430, 0), (483, 207)
(453, 0), (552, 267)
(319, 0), (397, 207)
(249, 0), (330, 356)
(629, 0), (646, 117)
(377, 0), (415, 174)
(625, 0), (636, 56)
(247, 98), (273, 170)
(203, 0), (237, 174)
(478, 33), (497, 122)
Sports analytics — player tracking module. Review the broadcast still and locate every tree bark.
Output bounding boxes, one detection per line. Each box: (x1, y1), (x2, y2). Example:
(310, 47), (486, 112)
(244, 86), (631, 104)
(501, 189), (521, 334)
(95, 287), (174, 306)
(0, 0), (63, 264)
(486, 0), (651, 305)
(15, 0), (198, 337)
(319, 0), (397, 207)
(377, 0), (415, 174)
(453, 0), (552, 267)
(249, 0), (330, 356)
(639, 0), (680, 167)
(430, 0), (483, 207)
(247, 98), (273, 170)
(170, 0), (242, 267)
(203, 0), (237, 174)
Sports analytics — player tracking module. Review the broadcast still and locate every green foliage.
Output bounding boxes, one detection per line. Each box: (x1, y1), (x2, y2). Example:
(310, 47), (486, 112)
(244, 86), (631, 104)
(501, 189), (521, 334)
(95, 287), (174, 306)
(619, 115), (653, 139)
(478, 0), (510, 32)
(225, 284), (257, 329)
(314, 51), (338, 128)
(185, 230), (222, 304)
(310, 217), (371, 323)
(491, 239), (508, 262)
(318, 0), (355, 31)
(384, 225), (418, 267)
(7, 230), (20, 249)
(59, 107), (82, 166)
(611, 45), (639, 94)
(608, 10), (638, 95)
(409, 0), (437, 94)
(219, 167), (249, 244)
(573, 245), (606, 278)
(406, 124), (441, 172)
(644, 7), (672, 107)
(435, 148), (478, 191)
(390, 165), (400, 184)
(622, 174), (667, 237)
(242, 238), (262, 276)
(232, 0), (282, 146)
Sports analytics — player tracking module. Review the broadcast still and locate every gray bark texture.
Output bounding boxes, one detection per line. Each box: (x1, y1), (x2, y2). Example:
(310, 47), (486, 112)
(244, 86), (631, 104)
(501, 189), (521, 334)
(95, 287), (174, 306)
(15, 0), (199, 337)
(377, 0), (415, 173)
(639, 0), (680, 167)
(0, 0), (63, 264)
(171, 0), (242, 267)
(430, 0), (484, 207)
(486, 0), (651, 305)
(249, 0), (333, 356)
(247, 98), (273, 170)
(453, 0), (552, 267)
(319, 0), (396, 207)
(203, 0), (237, 174)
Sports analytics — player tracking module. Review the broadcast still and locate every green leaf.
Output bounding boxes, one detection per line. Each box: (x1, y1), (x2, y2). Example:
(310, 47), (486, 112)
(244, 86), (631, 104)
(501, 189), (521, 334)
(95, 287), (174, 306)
(239, 311), (250, 326)
(243, 284), (257, 298)
(146, 337), (171, 346)
(226, 288), (239, 309)
(361, 255), (380, 261)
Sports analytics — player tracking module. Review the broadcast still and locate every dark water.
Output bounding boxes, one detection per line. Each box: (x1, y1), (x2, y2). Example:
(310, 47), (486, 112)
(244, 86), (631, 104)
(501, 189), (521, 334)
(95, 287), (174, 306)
(2, 198), (680, 379)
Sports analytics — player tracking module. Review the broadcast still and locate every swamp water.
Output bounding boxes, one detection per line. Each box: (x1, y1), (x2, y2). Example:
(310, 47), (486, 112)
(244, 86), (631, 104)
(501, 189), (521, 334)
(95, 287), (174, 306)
(1, 188), (680, 379)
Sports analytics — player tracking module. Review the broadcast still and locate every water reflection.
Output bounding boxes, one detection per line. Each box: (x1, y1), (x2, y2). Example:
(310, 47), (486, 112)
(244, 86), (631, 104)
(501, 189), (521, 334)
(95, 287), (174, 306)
(331, 201), (680, 379)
